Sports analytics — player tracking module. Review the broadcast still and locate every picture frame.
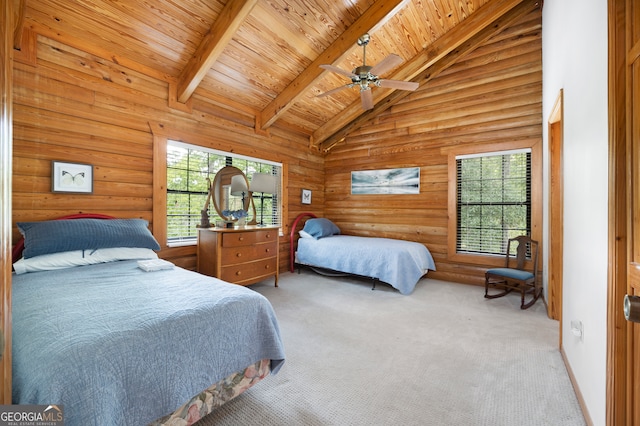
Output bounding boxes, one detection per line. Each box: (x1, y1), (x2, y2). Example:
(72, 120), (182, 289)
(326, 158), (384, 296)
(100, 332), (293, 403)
(51, 161), (94, 194)
(351, 167), (420, 195)
(301, 189), (312, 204)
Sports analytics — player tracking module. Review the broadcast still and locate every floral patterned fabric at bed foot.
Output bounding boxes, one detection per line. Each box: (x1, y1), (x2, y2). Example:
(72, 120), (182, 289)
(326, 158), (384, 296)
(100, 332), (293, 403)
(150, 359), (271, 426)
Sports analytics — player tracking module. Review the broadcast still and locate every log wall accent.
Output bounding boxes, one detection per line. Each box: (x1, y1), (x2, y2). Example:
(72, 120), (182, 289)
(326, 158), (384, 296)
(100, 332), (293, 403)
(324, 9), (542, 286)
(11, 30), (324, 271)
(12, 8), (541, 288)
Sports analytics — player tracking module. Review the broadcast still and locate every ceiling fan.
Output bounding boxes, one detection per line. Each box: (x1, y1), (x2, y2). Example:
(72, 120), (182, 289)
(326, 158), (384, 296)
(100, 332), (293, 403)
(318, 33), (419, 110)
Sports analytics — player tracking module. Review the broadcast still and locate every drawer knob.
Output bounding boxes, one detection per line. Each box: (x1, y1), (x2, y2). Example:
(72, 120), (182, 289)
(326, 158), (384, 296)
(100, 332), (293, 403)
(236, 252), (242, 257)
(236, 271), (242, 276)
(238, 237), (244, 241)
(265, 248), (271, 253)
(265, 265), (270, 269)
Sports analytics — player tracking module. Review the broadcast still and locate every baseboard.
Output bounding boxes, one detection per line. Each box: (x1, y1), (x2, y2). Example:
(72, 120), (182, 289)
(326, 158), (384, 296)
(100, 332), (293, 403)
(560, 346), (594, 426)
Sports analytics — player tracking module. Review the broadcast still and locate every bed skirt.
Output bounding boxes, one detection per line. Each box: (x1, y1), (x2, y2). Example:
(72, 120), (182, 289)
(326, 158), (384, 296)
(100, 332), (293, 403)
(150, 359), (270, 426)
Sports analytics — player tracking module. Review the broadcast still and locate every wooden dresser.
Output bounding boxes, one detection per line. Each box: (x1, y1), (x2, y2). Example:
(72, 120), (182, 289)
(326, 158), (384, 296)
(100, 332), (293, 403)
(197, 226), (279, 286)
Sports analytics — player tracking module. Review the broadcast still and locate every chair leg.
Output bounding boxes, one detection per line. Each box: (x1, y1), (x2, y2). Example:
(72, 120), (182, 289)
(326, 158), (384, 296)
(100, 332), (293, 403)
(520, 286), (542, 309)
(484, 278), (512, 299)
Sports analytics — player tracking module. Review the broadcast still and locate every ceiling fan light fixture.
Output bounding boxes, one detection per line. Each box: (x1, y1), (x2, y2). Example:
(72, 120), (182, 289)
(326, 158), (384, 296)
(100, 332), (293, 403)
(318, 33), (419, 110)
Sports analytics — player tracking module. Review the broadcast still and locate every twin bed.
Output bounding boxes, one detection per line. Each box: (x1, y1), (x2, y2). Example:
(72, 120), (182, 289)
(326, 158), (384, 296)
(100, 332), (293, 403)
(290, 213), (436, 295)
(11, 214), (285, 426)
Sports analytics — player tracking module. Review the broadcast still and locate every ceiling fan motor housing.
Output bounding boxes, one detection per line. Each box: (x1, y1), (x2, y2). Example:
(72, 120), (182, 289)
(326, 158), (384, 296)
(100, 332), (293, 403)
(353, 65), (372, 76)
(352, 65), (379, 90)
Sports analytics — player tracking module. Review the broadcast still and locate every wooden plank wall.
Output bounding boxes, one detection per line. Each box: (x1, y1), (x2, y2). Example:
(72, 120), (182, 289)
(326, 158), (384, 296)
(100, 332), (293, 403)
(11, 31), (324, 272)
(11, 8), (541, 286)
(324, 9), (542, 286)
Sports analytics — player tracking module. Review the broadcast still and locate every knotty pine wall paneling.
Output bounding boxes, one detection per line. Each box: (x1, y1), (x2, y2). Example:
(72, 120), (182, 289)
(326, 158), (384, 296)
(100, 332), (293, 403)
(12, 32), (323, 271)
(324, 9), (542, 286)
(12, 7), (541, 286)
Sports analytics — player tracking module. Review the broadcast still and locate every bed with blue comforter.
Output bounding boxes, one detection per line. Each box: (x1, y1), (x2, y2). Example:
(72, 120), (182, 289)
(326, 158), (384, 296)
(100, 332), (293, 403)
(11, 215), (285, 426)
(290, 213), (436, 295)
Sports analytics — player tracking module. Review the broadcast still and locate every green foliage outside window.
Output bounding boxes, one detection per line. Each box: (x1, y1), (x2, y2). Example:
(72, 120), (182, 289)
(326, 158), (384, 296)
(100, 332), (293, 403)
(167, 142), (280, 242)
(457, 151), (531, 256)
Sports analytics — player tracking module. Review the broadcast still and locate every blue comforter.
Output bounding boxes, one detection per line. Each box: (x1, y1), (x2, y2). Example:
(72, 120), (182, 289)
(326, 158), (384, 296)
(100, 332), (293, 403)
(296, 235), (436, 295)
(12, 260), (285, 426)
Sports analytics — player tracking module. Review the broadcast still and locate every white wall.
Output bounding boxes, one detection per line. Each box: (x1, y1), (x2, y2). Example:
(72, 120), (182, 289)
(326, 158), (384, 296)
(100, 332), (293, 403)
(542, 1), (608, 425)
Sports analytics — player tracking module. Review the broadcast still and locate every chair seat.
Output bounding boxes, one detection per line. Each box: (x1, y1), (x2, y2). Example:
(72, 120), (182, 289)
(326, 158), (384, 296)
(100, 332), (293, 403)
(486, 267), (534, 281)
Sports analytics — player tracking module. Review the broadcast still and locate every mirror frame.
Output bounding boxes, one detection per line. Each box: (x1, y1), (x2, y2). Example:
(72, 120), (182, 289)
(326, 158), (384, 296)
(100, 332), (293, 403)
(211, 166), (257, 224)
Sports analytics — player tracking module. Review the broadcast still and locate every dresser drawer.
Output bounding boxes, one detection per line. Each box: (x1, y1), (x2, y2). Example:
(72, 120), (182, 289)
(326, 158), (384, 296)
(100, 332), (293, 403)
(222, 231), (256, 247)
(221, 257), (277, 284)
(254, 229), (278, 243)
(220, 241), (277, 265)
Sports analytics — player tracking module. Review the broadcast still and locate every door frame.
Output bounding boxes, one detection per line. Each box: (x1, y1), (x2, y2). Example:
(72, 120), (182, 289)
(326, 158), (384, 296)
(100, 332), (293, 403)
(0, 0), (15, 404)
(606, 0), (632, 424)
(548, 89), (563, 328)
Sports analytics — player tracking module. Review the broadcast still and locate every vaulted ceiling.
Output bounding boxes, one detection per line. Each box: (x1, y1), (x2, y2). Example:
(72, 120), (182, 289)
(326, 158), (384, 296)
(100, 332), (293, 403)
(14, 0), (540, 151)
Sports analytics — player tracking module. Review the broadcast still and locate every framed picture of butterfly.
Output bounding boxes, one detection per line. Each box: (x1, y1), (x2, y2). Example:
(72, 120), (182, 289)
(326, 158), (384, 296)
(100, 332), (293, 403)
(51, 161), (93, 193)
(301, 189), (311, 205)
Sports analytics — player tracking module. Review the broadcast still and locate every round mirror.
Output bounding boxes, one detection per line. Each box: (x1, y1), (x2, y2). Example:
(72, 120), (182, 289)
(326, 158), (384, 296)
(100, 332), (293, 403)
(211, 166), (256, 223)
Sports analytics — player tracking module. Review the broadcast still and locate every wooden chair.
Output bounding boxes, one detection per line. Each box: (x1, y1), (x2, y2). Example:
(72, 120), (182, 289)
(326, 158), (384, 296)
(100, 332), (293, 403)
(484, 235), (541, 309)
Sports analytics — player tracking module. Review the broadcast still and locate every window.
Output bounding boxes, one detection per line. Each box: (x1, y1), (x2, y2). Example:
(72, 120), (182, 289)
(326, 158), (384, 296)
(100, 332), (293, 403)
(166, 140), (281, 244)
(455, 149), (531, 256)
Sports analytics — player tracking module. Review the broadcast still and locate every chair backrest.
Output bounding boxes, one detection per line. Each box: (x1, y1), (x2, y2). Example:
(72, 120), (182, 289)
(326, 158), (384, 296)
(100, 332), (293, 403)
(505, 235), (539, 274)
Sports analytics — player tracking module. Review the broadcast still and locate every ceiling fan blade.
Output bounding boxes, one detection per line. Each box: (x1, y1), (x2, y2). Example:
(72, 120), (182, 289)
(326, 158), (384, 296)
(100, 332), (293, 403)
(378, 79), (419, 91)
(369, 53), (403, 76)
(317, 84), (352, 98)
(360, 88), (374, 110)
(320, 64), (356, 78)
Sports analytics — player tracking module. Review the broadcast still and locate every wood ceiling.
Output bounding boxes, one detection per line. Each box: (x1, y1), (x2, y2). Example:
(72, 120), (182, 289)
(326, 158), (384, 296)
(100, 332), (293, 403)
(14, 0), (540, 152)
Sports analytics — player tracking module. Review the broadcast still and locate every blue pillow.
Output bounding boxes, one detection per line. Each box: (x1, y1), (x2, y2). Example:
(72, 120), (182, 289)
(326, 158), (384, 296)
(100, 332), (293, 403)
(302, 218), (340, 240)
(18, 218), (161, 259)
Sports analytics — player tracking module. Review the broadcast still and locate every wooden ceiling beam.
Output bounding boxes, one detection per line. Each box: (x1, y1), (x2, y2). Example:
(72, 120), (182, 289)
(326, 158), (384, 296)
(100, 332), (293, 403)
(175, 0), (258, 104)
(257, 0), (411, 131)
(315, 0), (541, 152)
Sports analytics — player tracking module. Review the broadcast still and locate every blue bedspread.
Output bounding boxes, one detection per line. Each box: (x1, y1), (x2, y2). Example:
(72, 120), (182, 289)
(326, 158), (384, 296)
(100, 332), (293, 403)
(296, 235), (436, 295)
(12, 260), (285, 426)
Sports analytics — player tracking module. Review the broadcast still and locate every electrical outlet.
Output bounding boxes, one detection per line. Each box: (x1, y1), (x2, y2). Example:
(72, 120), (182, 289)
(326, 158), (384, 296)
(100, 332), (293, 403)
(570, 320), (583, 341)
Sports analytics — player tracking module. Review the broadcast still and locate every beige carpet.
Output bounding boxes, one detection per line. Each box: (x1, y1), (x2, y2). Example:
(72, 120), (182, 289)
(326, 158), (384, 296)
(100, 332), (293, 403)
(196, 270), (585, 426)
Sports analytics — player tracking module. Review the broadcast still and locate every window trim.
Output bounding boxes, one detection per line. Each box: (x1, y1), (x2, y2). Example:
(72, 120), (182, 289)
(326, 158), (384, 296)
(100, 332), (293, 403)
(447, 139), (542, 268)
(455, 148), (532, 256)
(150, 122), (288, 250)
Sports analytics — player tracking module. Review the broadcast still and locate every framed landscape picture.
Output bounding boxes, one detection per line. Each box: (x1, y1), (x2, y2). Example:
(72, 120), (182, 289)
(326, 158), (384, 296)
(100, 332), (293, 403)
(351, 167), (420, 195)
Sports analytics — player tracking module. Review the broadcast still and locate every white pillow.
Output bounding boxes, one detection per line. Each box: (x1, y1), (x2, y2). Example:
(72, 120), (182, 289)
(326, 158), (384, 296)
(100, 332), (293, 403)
(299, 230), (313, 239)
(13, 247), (158, 275)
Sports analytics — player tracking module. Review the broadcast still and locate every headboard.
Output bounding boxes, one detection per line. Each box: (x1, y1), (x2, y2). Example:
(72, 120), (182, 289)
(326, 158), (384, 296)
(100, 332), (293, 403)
(289, 212), (317, 272)
(12, 213), (116, 264)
